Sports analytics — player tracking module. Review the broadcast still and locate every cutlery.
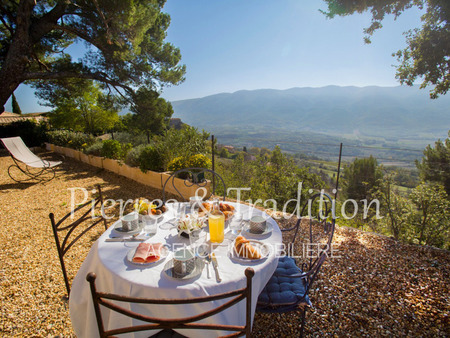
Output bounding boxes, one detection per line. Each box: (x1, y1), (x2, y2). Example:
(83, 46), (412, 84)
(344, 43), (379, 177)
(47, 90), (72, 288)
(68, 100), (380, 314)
(105, 235), (145, 242)
(204, 253), (211, 279)
(211, 253), (221, 283)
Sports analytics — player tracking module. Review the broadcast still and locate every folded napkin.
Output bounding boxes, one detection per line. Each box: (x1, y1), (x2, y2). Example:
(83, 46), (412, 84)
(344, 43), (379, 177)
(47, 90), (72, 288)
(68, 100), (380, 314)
(132, 243), (163, 263)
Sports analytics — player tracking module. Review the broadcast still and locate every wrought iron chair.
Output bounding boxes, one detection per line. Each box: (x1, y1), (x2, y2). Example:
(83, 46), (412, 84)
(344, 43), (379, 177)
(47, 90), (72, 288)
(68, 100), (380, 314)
(1, 136), (61, 183)
(86, 268), (255, 337)
(256, 192), (336, 337)
(162, 167), (227, 203)
(49, 185), (108, 297)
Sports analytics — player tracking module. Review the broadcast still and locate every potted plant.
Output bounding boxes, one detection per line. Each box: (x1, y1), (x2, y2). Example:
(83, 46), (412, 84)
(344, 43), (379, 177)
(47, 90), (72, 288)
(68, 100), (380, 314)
(167, 156), (190, 179)
(176, 213), (206, 238)
(187, 154), (211, 183)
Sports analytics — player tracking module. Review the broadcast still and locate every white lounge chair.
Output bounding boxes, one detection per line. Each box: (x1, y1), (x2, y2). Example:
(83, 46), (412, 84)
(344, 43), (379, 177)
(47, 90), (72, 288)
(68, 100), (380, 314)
(1, 136), (61, 183)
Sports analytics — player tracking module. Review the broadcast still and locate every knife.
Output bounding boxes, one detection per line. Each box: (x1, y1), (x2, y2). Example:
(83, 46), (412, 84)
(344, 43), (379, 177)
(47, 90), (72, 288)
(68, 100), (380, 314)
(211, 253), (222, 283)
(105, 237), (145, 242)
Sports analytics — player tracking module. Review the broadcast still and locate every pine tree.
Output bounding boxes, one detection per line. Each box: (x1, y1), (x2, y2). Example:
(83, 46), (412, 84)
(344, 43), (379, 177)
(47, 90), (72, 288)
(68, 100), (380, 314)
(11, 93), (22, 115)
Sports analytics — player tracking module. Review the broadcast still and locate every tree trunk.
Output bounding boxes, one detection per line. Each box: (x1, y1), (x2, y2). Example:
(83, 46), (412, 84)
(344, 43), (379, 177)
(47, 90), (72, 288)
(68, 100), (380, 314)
(0, 32), (33, 111)
(0, 0), (36, 111)
(0, 0), (69, 111)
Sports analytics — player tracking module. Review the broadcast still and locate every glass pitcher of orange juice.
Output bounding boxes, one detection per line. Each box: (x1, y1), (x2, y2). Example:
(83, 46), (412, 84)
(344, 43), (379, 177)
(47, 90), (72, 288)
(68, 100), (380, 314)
(209, 199), (225, 243)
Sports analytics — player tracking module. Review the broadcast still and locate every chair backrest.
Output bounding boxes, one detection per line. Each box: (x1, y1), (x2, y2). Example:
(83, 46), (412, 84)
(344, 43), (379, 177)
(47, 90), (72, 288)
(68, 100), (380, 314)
(0, 136), (45, 166)
(282, 192), (335, 242)
(266, 193), (335, 309)
(282, 192), (336, 270)
(162, 167), (227, 203)
(86, 268), (255, 337)
(49, 185), (108, 296)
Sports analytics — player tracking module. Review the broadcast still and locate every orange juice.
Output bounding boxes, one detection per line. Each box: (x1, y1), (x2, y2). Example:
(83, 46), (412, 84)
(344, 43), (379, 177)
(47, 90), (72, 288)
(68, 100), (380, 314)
(209, 213), (225, 243)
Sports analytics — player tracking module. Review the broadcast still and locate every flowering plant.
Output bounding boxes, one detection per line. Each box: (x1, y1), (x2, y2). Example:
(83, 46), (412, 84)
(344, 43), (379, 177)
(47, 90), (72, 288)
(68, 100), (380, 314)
(177, 214), (206, 234)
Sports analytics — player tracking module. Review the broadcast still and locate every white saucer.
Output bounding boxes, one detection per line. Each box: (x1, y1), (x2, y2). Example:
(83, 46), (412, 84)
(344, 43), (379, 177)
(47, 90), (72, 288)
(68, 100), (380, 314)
(113, 223), (142, 236)
(163, 257), (204, 281)
(242, 223), (273, 236)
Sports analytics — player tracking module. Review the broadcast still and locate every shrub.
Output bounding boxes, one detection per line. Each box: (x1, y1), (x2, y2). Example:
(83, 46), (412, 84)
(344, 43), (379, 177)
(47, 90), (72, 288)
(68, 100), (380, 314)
(101, 139), (132, 160)
(84, 141), (103, 156)
(47, 130), (96, 150)
(47, 130), (71, 146)
(0, 120), (48, 147)
(101, 140), (121, 159)
(167, 154), (211, 172)
(139, 145), (167, 172)
(157, 126), (210, 160)
(113, 132), (148, 147)
(125, 144), (147, 167)
(167, 156), (188, 172)
(188, 154), (211, 169)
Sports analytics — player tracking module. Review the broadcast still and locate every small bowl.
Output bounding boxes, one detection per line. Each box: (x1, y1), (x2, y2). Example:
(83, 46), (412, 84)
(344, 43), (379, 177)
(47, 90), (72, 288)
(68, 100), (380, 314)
(121, 213), (139, 232)
(249, 215), (266, 234)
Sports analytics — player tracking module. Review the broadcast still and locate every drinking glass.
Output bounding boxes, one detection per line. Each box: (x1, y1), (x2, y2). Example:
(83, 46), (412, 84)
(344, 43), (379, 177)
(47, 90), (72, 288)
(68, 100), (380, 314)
(144, 217), (158, 235)
(209, 199), (225, 243)
(159, 202), (186, 230)
(189, 229), (208, 256)
(229, 213), (243, 236)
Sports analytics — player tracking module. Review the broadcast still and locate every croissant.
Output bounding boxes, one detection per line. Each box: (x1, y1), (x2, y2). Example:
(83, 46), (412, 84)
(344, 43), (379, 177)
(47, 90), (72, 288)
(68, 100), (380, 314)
(220, 203), (235, 212)
(223, 211), (233, 220)
(235, 235), (261, 259)
(201, 202), (213, 211)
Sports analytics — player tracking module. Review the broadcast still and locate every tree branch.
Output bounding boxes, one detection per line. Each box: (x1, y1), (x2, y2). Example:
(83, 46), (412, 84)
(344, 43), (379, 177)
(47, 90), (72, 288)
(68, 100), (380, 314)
(0, 14), (13, 36)
(0, 6), (16, 24)
(92, 0), (112, 44)
(52, 24), (106, 53)
(30, 0), (70, 43)
(22, 70), (134, 97)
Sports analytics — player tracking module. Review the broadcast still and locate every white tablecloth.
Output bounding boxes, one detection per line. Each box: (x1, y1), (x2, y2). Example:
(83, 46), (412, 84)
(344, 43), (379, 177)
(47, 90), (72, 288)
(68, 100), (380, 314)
(69, 203), (281, 337)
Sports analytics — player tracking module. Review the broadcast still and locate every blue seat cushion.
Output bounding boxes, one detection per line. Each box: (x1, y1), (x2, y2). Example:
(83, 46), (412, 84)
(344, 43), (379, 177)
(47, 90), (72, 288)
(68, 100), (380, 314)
(257, 256), (311, 313)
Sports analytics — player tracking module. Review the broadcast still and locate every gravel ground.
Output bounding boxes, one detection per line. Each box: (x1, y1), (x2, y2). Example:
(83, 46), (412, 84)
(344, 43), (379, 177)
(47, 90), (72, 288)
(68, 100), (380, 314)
(0, 150), (449, 337)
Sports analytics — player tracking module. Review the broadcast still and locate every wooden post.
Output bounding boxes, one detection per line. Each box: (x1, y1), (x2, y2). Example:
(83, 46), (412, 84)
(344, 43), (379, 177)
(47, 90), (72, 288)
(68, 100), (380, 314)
(211, 135), (215, 193)
(335, 143), (343, 200)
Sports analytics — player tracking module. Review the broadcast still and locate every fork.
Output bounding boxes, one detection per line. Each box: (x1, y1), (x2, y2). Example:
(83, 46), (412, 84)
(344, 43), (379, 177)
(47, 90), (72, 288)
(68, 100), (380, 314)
(203, 252), (211, 279)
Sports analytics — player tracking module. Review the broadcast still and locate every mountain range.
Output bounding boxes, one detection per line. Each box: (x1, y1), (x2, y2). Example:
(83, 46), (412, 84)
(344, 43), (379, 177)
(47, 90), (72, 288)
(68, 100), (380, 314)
(171, 86), (450, 143)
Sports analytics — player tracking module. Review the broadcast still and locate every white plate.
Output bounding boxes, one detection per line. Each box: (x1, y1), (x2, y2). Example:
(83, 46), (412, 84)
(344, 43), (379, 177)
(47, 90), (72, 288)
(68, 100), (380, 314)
(229, 239), (270, 263)
(127, 244), (169, 266)
(163, 257), (204, 281)
(241, 222), (273, 236)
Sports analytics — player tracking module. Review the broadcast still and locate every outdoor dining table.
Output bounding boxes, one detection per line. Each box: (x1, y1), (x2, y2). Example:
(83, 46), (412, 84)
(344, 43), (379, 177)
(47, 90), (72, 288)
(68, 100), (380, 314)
(69, 202), (282, 337)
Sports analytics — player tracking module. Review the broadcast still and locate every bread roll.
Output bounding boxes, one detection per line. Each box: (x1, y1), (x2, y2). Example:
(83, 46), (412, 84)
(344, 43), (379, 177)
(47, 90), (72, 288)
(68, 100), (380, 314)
(234, 235), (261, 259)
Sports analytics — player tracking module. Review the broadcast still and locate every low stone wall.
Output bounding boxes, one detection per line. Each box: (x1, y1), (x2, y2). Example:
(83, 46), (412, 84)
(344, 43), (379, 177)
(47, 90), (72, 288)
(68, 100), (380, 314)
(46, 143), (210, 198)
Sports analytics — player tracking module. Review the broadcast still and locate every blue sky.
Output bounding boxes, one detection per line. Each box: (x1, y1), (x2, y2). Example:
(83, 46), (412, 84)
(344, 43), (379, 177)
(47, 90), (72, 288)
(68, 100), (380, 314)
(6, 0), (424, 112)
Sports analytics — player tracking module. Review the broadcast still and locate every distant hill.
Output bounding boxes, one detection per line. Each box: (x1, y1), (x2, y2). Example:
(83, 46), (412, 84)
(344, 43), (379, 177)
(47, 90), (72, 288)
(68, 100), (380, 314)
(171, 86), (450, 141)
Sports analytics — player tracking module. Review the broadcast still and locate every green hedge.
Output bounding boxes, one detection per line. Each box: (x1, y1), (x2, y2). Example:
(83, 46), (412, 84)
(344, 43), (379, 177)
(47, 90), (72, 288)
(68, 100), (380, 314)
(0, 120), (48, 147)
(47, 130), (96, 150)
(45, 127), (211, 173)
